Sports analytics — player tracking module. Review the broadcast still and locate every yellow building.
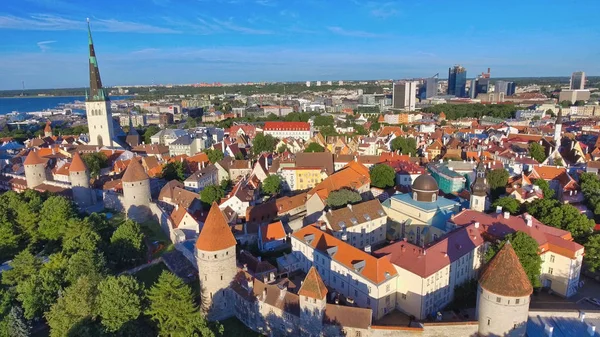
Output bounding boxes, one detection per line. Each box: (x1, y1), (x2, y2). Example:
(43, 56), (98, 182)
(279, 167), (327, 191)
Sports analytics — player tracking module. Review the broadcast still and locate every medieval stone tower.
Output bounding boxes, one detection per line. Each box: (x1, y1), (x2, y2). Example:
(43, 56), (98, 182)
(470, 158), (489, 212)
(44, 121), (52, 138)
(476, 241), (532, 337)
(299, 266), (328, 337)
(23, 150), (47, 189)
(69, 152), (94, 208)
(195, 202), (237, 321)
(85, 19), (116, 148)
(121, 159), (151, 223)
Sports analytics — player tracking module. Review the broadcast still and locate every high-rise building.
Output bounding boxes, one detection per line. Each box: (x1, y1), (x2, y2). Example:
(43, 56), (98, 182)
(447, 65), (467, 97)
(85, 20), (118, 148)
(419, 77), (438, 99)
(570, 71), (586, 90)
(305, 81), (311, 87)
(393, 81), (417, 110)
(496, 81), (516, 96)
(469, 79), (477, 99)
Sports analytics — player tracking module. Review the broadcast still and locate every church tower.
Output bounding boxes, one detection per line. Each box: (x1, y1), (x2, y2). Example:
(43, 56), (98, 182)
(470, 158), (489, 212)
(195, 202), (237, 321)
(85, 19), (116, 148)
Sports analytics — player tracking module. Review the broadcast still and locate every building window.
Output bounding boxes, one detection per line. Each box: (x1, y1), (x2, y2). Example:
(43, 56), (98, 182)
(402, 294), (407, 300)
(515, 299), (520, 304)
(550, 255), (555, 263)
(487, 318), (491, 326)
(496, 297), (501, 303)
(549, 268), (554, 275)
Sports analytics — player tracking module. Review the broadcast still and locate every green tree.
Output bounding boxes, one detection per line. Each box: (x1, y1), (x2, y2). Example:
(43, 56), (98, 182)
(82, 152), (108, 177)
(491, 196), (520, 214)
(532, 179), (555, 199)
(584, 234), (600, 272)
(319, 125), (338, 138)
(560, 100), (572, 108)
(304, 143), (325, 153)
(262, 175), (282, 196)
(146, 271), (216, 337)
(252, 133), (276, 156)
(554, 157), (564, 167)
(143, 125), (160, 144)
(109, 220), (145, 270)
(574, 100), (585, 106)
(369, 122), (380, 132)
(546, 109), (555, 117)
(220, 178), (232, 191)
(38, 196), (75, 241)
(314, 115), (334, 127)
(390, 137), (417, 156)
(580, 172), (600, 217)
(2, 250), (41, 287)
(62, 219), (101, 255)
(203, 149), (224, 164)
(370, 164), (396, 189)
(234, 152), (245, 160)
(528, 142), (547, 163)
(526, 199), (594, 242)
(326, 189), (362, 209)
(98, 275), (143, 332)
(45, 276), (99, 337)
(162, 161), (186, 182)
(5, 306), (31, 337)
(0, 220), (20, 261)
(200, 185), (225, 206)
(485, 231), (542, 288)
(65, 250), (107, 284)
(487, 169), (509, 200)
(277, 144), (289, 153)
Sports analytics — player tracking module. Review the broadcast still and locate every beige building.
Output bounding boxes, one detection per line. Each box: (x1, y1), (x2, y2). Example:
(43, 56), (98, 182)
(320, 199), (387, 250)
(559, 89), (591, 103)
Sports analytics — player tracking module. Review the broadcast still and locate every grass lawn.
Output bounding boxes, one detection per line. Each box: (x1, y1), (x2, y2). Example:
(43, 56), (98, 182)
(140, 219), (175, 258)
(134, 261), (169, 288)
(220, 317), (261, 337)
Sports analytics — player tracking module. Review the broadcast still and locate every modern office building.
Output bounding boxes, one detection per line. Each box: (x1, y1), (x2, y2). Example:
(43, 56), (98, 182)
(570, 71), (585, 90)
(392, 81), (417, 110)
(496, 81), (516, 96)
(447, 65), (467, 97)
(419, 77), (438, 99)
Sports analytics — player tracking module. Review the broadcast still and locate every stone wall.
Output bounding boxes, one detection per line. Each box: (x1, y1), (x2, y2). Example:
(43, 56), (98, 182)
(102, 191), (124, 212)
(370, 321), (478, 337)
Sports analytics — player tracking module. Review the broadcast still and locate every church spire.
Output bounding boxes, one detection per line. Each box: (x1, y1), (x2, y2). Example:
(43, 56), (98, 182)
(87, 19), (107, 102)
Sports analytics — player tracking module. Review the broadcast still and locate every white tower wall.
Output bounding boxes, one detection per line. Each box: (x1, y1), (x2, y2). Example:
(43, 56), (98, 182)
(196, 245), (236, 321)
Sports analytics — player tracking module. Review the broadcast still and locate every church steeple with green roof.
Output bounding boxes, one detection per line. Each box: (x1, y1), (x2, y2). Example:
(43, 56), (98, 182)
(87, 19), (108, 102)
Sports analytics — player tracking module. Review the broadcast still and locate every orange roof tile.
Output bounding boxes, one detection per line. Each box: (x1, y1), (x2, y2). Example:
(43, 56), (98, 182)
(23, 150), (46, 165)
(122, 158), (149, 182)
(260, 221), (286, 243)
(195, 202), (237, 251)
(298, 266), (328, 300)
(479, 241), (533, 297)
(69, 152), (87, 172)
(44, 120), (52, 133)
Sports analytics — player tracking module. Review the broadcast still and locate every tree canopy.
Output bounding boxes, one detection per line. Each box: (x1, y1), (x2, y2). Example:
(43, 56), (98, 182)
(262, 175), (282, 196)
(532, 179), (555, 199)
(200, 185), (225, 207)
(370, 164), (396, 189)
(580, 172), (600, 218)
(252, 133), (276, 156)
(390, 137), (417, 156)
(203, 149), (224, 164)
(485, 231), (542, 288)
(326, 189), (362, 209)
(161, 161), (186, 182)
(143, 125), (160, 144)
(97, 275), (143, 332)
(421, 103), (517, 120)
(487, 169), (509, 200)
(314, 115), (334, 127)
(491, 196), (520, 215)
(82, 152), (108, 177)
(304, 143), (325, 153)
(526, 198), (594, 242)
(528, 142), (547, 163)
(109, 220), (145, 270)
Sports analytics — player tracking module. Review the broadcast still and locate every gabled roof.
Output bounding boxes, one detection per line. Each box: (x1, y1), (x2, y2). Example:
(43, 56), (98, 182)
(195, 202), (237, 251)
(23, 150), (46, 166)
(69, 152), (87, 172)
(260, 221), (286, 243)
(122, 158), (149, 182)
(479, 241), (533, 297)
(298, 266), (328, 300)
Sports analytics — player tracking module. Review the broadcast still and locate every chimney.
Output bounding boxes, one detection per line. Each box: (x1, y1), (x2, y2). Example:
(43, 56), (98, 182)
(341, 233), (348, 241)
(543, 324), (554, 337)
(364, 245), (371, 253)
(262, 288), (267, 301)
(243, 263), (248, 271)
(580, 311), (586, 322)
(257, 256), (262, 262)
(503, 211), (510, 219)
(588, 324), (596, 336)
(496, 206), (503, 214)
(320, 223), (326, 231)
(525, 214), (533, 227)
(474, 221), (480, 229)
(347, 204), (353, 210)
(221, 142), (225, 153)
(264, 156), (269, 170)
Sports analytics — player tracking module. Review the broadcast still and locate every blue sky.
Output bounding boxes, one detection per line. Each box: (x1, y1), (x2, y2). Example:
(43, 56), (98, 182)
(0, 0), (599, 89)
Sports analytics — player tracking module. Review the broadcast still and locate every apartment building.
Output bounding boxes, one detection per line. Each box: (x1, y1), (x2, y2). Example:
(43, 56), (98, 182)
(263, 122), (311, 141)
(320, 199), (387, 250)
(278, 167), (326, 191)
(184, 165), (219, 192)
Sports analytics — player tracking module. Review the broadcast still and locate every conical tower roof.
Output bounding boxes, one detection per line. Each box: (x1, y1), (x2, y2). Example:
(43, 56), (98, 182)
(44, 120), (52, 133)
(298, 266), (328, 300)
(195, 202), (236, 251)
(23, 150), (46, 166)
(69, 152), (88, 173)
(122, 158), (149, 182)
(479, 241), (533, 297)
(86, 19), (108, 102)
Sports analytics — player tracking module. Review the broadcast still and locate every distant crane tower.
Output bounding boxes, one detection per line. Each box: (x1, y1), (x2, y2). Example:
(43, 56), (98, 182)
(431, 73), (439, 79)
(21, 81), (25, 96)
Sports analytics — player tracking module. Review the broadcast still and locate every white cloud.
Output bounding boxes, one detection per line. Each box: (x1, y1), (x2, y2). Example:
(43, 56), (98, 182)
(36, 40), (56, 52)
(213, 18), (273, 35)
(0, 14), (180, 34)
(327, 26), (388, 38)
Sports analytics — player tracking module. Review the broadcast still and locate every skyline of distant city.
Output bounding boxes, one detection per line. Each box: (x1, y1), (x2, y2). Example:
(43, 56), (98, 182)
(1, 0), (600, 90)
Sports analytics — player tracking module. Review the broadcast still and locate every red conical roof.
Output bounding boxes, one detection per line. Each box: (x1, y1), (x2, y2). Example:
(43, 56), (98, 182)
(44, 121), (52, 133)
(195, 202), (236, 252)
(122, 158), (149, 182)
(23, 150), (46, 166)
(298, 266), (328, 300)
(69, 152), (88, 173)
(479, 241), (533, 297)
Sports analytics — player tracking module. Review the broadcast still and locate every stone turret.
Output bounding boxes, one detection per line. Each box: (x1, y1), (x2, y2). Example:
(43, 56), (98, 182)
(69, 152), (94, 208)
(195, 202), (237, 321)
(476, 241), (532, 337)
(23, 150), (47, 189)
(44, 120), (52, 138)
(122, 158), (151, 222)
(299, 266), (328, 337)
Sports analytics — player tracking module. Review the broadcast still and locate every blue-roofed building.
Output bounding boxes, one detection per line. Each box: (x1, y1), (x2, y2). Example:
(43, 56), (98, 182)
(428, 162), (467, 194)
(382, 174), (461, 246)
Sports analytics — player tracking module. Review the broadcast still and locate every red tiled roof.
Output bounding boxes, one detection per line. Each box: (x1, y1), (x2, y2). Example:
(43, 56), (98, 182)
(260, 221), (286, 243)
(479, 241), (533, 297)
(195, 202), (237, 251)
(264, 121), (310, 131)
(122, 158), (149, 182)
(69, 152), (87, 172)
(298, 266), (328, 300)
(23, 150), (46, 165)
